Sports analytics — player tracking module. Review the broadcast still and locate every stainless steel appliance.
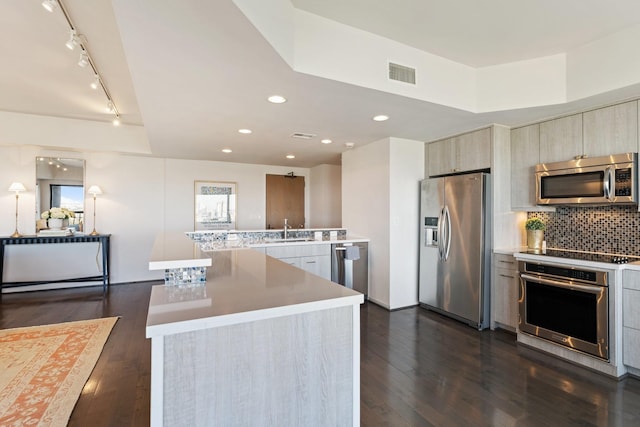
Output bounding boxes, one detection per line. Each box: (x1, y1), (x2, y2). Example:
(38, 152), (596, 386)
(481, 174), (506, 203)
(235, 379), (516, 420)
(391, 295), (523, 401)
(518, 259), (609, 359)
(331, 242), (368, 296)
(419, 173), (491, 330)
(535, 152), (637, 206)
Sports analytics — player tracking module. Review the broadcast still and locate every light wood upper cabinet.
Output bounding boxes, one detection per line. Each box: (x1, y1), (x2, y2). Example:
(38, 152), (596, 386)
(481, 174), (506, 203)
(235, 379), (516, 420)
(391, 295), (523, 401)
(511, 124), (540, 210)
(537, 101), (638, 165)
(583, 101), (638, 157)
(457, 128), (492, 173)
(427, 128), (491, 176)
(427, 138), (456, 177)
(539, 114), (583, 163)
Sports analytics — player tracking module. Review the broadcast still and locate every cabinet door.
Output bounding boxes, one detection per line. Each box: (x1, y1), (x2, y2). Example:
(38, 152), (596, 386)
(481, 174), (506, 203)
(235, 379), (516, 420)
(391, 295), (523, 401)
(623, 287), (640, 369)
(300, 255), (331, 280)
(583, 101), (638, 157)
(278, 257), (301, 268)
(539, 114), (583, 163)
(493, 266), (518, 330)
(511, 124), (540, 210)
(456, 128), (491, 173)
(427, 138), (456, 176)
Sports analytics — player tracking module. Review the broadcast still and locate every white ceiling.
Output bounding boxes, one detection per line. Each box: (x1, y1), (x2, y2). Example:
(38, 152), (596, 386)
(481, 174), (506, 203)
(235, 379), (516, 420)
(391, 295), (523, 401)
(293, 0), (640, 67)
(3, 1), (640, 167)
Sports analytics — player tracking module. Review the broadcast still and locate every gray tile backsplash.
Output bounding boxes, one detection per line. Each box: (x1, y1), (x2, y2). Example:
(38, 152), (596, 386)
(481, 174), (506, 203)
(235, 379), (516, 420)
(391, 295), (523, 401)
(527, 206), (640, 256)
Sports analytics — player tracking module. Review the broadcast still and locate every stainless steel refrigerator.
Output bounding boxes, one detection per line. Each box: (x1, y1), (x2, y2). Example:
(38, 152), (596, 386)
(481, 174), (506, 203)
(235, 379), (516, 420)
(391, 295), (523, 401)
(419, 172), (491, 330)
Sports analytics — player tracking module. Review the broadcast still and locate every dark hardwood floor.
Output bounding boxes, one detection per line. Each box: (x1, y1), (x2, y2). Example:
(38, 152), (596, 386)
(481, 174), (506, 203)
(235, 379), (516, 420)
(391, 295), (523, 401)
(2, 284), (640, 426)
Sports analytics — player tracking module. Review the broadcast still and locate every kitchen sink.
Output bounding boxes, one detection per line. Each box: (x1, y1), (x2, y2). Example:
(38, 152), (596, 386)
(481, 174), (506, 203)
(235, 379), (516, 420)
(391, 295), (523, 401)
(263, 237), (316, 243)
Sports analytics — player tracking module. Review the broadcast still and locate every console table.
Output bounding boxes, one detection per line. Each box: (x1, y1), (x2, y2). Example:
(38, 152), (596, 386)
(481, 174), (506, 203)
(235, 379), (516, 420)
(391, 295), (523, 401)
(0, 234), (111, 296)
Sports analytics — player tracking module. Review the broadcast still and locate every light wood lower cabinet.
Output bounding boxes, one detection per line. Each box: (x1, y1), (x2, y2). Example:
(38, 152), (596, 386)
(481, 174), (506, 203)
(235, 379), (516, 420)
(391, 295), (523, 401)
(265, 244), (331, 280)
(622, 270), (640, 370)
(299, 255), (331, 280)
(493, 253), (519, 331)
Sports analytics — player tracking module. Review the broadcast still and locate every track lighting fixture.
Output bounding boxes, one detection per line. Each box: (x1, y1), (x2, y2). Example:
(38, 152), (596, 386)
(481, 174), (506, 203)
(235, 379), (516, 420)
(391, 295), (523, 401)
(78, 50), (89, 67)
(42, 0), (58, 13)
(90, 75), (100, 90)
(44, 0), (122, 126)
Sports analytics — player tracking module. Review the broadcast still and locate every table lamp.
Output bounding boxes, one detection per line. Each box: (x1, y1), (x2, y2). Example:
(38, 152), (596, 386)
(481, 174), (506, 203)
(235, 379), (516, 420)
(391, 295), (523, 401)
(88, 185), (102, 236)
(8, 182), (26, 238)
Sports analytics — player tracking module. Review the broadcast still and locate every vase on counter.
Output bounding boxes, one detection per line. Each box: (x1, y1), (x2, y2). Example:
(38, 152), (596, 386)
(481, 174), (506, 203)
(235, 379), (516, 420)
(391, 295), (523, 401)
(527, 229), (544, 250)
(48, 218), (64, 230)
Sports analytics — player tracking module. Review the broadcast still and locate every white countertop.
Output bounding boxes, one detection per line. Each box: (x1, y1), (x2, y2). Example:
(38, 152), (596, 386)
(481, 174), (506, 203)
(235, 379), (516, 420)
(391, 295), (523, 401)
(146, 249), (364, 338)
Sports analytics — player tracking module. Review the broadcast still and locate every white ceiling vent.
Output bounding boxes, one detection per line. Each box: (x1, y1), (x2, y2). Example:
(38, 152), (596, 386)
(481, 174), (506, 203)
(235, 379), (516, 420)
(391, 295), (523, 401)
(388, 62), (416, 85)
(290, 132), (316, 140)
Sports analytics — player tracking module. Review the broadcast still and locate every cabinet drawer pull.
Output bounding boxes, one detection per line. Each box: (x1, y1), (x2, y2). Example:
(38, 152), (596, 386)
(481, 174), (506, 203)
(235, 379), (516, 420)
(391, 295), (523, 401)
(305, 261), (316, 264)
(499, 274), (515, 279)
(499, 260), (515, 264)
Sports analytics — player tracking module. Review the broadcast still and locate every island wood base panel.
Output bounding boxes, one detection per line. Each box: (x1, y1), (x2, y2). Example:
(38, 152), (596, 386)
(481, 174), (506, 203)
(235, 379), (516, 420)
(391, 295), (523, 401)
(157, 306), (356, 426)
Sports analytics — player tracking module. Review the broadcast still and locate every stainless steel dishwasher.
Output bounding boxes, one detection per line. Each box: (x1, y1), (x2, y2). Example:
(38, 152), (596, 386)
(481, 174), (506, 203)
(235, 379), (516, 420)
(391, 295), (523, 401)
(331, 242), (368, 296)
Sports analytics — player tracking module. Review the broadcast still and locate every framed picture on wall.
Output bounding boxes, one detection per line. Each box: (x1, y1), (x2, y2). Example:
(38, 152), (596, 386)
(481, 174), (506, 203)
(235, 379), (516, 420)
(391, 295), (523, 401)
(194, 181), (237, 231)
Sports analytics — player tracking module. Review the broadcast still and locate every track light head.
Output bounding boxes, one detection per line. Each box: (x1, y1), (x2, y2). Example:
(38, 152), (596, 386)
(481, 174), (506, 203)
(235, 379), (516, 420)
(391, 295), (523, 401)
(78, 50), (89, 68)
(42, 0), (58, 13)
(90, 75), (100, 90)
(106, 100), (114, 113)
(65, 30), (79, 50)
(112, 116), (121, 126)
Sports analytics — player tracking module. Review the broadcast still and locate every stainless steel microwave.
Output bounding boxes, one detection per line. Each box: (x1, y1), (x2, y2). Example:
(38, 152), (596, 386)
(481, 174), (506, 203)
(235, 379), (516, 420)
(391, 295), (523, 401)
(535, 153), (638, 205)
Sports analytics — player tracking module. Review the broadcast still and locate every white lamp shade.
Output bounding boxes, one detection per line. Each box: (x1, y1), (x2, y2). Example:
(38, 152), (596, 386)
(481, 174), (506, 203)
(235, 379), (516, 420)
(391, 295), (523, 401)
(88, 185), (102, 196)
(8, 182), (26, 193)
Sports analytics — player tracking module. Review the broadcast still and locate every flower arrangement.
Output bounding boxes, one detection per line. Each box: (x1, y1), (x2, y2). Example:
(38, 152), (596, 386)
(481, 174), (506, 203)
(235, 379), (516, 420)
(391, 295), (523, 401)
(41, 207), (75, 220)
(525, 218), (545, 230)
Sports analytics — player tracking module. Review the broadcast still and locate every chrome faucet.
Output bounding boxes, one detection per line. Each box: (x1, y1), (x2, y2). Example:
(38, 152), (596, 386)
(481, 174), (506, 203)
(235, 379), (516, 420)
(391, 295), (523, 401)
(283, 218), (291, 240)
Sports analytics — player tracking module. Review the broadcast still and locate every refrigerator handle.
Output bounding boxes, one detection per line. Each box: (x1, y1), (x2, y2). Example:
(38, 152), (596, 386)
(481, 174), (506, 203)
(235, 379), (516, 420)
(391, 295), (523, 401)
(444, 206), (452, 261)
(437, 208), (445, 260)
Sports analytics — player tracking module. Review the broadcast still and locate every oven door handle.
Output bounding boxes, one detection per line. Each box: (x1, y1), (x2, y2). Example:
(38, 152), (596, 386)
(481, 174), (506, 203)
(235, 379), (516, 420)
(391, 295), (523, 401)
(520, 273), (605, 293)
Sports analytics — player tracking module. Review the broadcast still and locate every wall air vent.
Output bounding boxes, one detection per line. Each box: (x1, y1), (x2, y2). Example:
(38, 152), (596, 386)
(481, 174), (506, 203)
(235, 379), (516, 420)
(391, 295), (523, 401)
(388, 62), (416, 84)
(290, 132), (316, 140)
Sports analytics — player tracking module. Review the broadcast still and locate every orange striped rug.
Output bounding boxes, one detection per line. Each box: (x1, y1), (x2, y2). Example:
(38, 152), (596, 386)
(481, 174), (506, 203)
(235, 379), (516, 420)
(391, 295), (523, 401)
(0, 317), (118, 426)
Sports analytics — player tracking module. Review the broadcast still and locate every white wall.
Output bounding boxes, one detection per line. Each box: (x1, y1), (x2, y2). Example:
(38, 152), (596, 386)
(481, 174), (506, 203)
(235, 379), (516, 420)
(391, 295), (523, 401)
(309, 164), (341, 228)
(567, 23), (640, 101)
(342, 140), (390, 307)
(389, 138), (424, 308)
(342, 137), (424, 310)
(477, 55), (567, 112)
(0, 146), (322, 287)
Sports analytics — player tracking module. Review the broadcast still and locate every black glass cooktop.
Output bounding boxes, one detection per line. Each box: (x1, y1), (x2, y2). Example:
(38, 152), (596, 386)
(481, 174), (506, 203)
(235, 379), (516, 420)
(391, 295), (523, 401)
(525, 249), (640, 264)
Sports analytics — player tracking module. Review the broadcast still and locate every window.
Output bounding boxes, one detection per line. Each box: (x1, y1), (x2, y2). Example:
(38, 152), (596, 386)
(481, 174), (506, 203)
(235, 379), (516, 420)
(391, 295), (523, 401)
(50, 184), (84, 213)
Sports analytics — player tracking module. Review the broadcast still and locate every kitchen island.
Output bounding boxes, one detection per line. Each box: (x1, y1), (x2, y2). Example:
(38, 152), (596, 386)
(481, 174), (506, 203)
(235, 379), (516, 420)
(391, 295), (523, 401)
(146, 241), (364, 426)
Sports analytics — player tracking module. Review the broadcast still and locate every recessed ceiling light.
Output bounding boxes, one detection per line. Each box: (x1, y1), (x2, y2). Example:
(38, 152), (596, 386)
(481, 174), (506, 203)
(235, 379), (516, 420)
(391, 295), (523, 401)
(222, 148), (232, 153)
(321, 139), (332, 144)
(238, 129), (252, 134)
(345, 142), (355, 149)
(286, 154), (295, 159)
(373, 115), (389, 122)
(268, 95), (287, 104)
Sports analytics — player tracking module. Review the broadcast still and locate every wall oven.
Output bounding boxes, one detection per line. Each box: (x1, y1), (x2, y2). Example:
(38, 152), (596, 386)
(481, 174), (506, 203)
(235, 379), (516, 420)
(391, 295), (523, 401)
(518, 260), (609, 360)
(535, 152), (637, 205)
